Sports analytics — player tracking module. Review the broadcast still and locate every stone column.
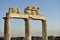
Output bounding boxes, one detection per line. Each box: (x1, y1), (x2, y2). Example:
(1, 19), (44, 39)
(4, 18), (10, 40)
(25, 19), (31, 40)
(42, 20), (48, 40)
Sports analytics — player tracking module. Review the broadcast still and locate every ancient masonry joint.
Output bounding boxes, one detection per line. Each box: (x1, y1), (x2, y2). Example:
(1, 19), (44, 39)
(3, 6), (48, 40)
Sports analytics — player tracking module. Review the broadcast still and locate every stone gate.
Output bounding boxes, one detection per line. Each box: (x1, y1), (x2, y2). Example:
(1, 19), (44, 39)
(3, 6), (48, 40)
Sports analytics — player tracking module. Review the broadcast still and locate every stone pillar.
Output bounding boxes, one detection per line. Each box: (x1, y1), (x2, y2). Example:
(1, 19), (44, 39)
(42, 20), (48, 40)
(25, 19), (31, 40)
(4, 18), (10, 40)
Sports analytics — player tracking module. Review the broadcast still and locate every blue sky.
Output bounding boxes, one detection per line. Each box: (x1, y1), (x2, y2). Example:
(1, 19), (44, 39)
(0, 0), (60, 37)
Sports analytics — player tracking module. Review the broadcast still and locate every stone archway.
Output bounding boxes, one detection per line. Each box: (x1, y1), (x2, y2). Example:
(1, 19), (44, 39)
(3, 6), (48, 40)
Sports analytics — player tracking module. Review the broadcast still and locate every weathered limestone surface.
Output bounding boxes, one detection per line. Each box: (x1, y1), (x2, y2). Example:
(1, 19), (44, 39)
(25, 19), (31, 40)
(6, 13), (46, 20)
(4, 18), (10, 40)
(3, 6), (48, 40)
(24, 6), (40, 15)
(42, 20), (48, 40)
(9, 8), (20, 13)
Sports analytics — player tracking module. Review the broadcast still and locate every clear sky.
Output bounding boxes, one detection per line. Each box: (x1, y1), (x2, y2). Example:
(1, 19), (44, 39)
(0, 0), (60, 37)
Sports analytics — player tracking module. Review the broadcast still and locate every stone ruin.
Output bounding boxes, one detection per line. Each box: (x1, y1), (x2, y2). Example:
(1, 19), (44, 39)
(3, 6), (48, 40)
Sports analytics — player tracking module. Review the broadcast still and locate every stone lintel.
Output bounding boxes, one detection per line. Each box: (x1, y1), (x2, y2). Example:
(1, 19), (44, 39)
(29, 15), (46, 20)
(4, 13), (46, 20)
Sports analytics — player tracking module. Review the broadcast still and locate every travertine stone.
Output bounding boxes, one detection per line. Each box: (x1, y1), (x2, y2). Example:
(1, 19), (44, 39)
(3, 6), (48, 40)
(42, 20), (48, 40)
(31, 11), (36, 15)
(9, 8), (20, 13)
(36, 10), (40, 15)
(25, 10), (31, 15)
(24, 6), (40, 15)
(5, 13), (46, 20)
(25, 19), (31, 40)
(4, 18), (10, 40)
